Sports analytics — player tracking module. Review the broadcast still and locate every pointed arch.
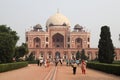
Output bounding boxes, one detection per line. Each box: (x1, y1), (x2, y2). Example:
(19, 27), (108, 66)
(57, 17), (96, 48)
(52, 33), (64, 48)
(55, 51), (61, 58)
(75, 38), (82, 48)
(33, 37), (41, 48)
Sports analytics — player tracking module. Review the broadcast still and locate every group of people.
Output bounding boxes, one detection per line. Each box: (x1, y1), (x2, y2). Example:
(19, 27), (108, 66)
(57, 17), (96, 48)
(37, 58), (87, 75)
(71, 60), (87, 75)
(54, 58), (63, 66)
(37, 58), (50, 67)
(37, 58), (62, 67)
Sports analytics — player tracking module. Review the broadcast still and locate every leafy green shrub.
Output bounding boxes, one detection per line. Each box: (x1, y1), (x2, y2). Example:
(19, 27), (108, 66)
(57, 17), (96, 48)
(113, 61), (120, 65)
(0, 62), (28, 72)
(28, 60), (37, 64)
(87, 62), (120, 75)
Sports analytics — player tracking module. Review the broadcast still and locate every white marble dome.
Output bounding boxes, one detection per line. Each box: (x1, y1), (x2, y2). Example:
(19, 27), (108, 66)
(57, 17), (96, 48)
(46, 13), (71, 28)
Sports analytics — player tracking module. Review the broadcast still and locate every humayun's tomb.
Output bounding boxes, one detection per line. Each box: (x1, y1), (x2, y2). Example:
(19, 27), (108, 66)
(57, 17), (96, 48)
(25, 12), (120, 60)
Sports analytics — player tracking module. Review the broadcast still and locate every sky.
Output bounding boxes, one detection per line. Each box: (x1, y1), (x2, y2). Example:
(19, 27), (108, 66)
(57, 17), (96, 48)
(0, 0), (120, 48)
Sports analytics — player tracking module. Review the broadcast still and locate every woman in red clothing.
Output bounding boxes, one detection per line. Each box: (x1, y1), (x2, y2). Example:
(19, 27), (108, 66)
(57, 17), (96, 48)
(46, 59), (50, 67)
(81, 60), (86, 74)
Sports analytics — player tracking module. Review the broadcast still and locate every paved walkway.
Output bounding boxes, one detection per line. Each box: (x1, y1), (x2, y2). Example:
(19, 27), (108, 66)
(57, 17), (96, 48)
(0, 64), (120, 80)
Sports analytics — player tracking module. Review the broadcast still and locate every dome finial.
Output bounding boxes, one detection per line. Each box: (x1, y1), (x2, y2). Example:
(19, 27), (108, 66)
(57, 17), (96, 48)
(57, 8), (59, 13)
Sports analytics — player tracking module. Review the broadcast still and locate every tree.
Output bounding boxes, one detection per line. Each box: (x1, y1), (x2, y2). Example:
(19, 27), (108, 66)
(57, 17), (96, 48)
(81, 49), (88, 60)
(76, 50), (81, 60)
(0, 25), (19, 63)
(75, 49), (88, 60)
(25, 52), (35, 61)
(14, 43), (29, 61)
(98, 26), (115, 63)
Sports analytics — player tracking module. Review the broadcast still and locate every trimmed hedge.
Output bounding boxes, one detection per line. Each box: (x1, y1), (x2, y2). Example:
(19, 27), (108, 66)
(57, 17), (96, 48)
(113, 61), (120, 65)
(87, 62), (120, 75)
(28, 60), (37, 64)
(0, 62), (28, 72)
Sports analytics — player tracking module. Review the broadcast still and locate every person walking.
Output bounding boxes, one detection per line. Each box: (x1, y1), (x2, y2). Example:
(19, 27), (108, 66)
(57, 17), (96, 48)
(81, 60), (87, 74)
(66, 59), (69, 66)
(71, 62), (77, 75)
(59, 58), (62, 66)
(46, 59), (50, 67)
(55, 58), (58, 66)
(37, 59), (40, 66)
(39, 59), (42, 66)
(44, 59), (47, 68)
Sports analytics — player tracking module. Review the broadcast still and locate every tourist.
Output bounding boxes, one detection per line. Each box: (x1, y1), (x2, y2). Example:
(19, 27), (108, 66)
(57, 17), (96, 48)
(59, 58), (62, 66)
(81, 60), (87, 74)
(66, 59), (69, 66)
(55, 58), (58, 66)
(76, 59), (80, 66)
(37, 59), (40, 66)
(44, 59), (47, 68)
(71, 62), (77, 75)
(46, 59), (50, 67)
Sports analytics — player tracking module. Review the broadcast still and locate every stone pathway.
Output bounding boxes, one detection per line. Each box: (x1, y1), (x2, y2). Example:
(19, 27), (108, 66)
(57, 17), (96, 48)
(56, 65), (120, 80)
(0, 64), (120, 80)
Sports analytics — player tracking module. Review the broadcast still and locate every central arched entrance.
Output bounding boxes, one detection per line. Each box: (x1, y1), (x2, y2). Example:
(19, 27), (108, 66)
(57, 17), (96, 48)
(52, 33), (64, 48)
(55, 51), (60, 59)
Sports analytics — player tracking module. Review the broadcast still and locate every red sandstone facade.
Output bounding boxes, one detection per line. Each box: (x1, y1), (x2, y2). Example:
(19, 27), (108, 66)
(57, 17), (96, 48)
(25, 12), (120, 61)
